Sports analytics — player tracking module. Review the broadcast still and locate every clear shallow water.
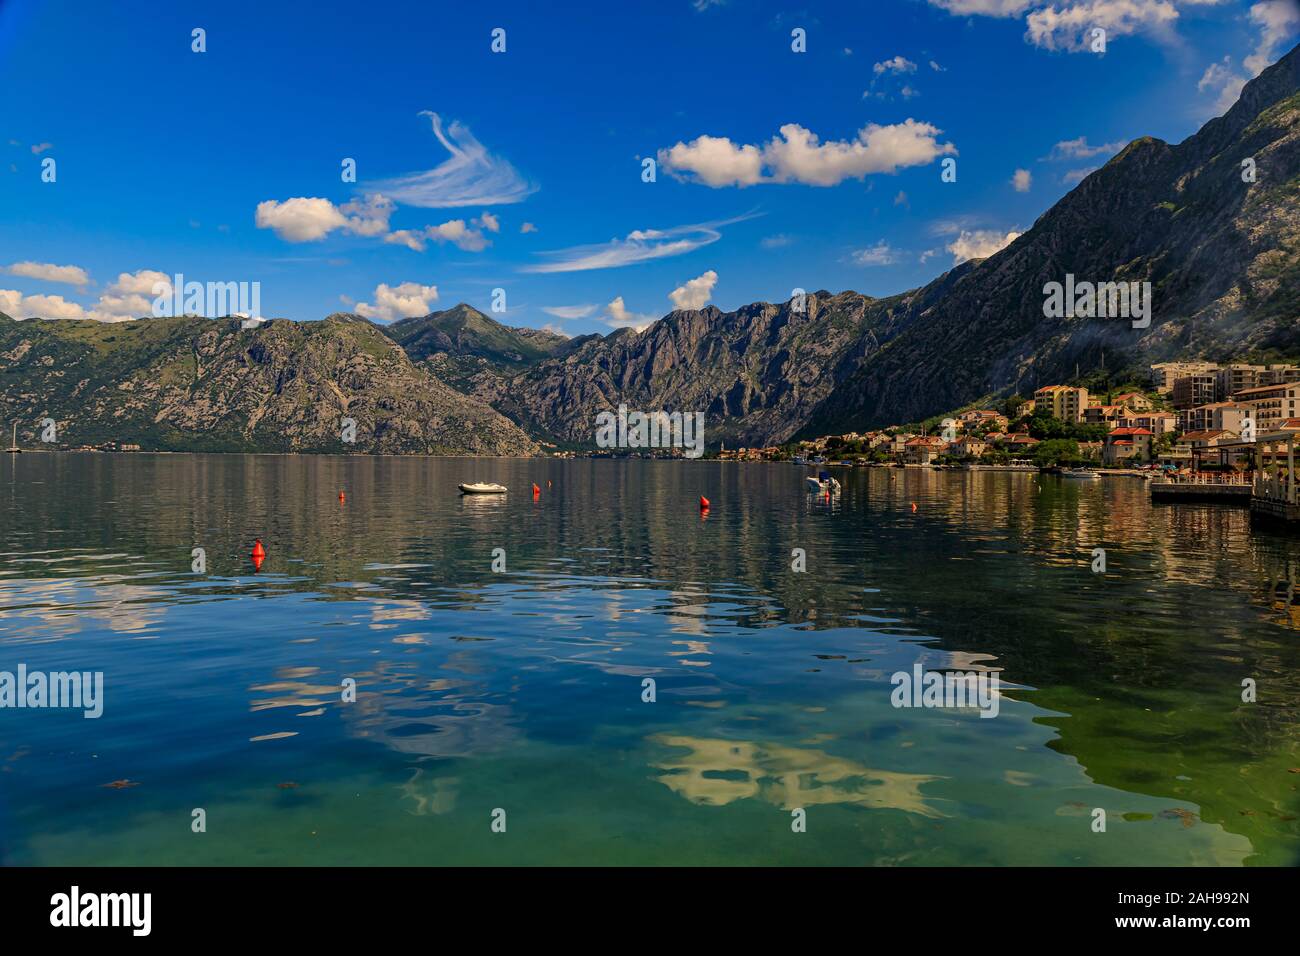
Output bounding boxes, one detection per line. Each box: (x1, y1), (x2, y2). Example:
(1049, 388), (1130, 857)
(1, 453), (1298, 866)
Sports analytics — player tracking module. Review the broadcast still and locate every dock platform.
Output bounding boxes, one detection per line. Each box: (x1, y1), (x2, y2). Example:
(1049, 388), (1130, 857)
(1150, 480), (1251, 504)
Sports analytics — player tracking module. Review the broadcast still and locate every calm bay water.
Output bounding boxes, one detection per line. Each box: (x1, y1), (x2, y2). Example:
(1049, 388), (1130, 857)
(1, 453), (1298, 866)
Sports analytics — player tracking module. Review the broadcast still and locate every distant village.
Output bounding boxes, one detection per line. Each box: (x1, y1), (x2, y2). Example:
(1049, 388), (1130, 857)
(717, 361), (1300, 470)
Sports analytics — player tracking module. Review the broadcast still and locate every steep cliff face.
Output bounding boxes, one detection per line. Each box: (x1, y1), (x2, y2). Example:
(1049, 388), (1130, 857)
(0, 313), (538, 455)
(475, 290), (900, 446)
(802, 42), (1300, 435)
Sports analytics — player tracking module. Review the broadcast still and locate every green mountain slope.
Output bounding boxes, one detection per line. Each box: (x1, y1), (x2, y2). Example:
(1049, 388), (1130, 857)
(0, 313), (538, 455)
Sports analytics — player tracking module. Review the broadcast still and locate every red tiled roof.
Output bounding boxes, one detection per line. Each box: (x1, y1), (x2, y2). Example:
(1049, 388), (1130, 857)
(1110, 427), (1153, 436)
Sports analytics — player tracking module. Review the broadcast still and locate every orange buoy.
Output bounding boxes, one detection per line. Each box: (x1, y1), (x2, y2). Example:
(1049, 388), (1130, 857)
(532, 482), (540, 497)
(338, 490), (345, 503)
(910, 502), (917, 513)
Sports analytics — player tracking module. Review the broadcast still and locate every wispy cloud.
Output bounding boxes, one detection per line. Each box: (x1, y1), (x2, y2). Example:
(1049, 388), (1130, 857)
(541, 304), (598, 319)
(520, 212), (759, 274)
(1044, 136), (1126, 161)
(366, 112), (536, 208)
(850, 241), (900, 266)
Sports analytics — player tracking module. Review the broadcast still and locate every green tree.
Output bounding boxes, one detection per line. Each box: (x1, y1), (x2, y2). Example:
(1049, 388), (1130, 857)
(1034, 438), (1080, 467)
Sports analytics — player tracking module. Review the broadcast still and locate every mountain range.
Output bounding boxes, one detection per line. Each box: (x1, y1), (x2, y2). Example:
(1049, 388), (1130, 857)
(3, 43), (1298, 455)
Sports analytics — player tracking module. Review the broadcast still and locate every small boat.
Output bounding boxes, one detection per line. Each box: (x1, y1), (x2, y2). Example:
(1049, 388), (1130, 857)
(805, 471), (842, 495)
(459, 482), (508, 494)
(1061, 468), (1100, 479)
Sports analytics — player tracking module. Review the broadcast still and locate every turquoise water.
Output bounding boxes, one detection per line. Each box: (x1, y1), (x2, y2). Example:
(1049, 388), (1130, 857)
(1, 454), (1297, 865)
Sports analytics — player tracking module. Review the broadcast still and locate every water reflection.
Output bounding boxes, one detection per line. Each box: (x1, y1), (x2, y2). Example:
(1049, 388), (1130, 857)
(0, 454), (1297, 865)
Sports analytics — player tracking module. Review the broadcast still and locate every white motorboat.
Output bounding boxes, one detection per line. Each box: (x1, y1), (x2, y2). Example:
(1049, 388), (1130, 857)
(1061, 468), (1100, 479)
(459, 482), (508, 494)
(805, 472), (842, 495)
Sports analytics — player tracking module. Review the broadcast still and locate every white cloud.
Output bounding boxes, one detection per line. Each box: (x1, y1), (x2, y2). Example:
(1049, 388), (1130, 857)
(4, 261), (90, 288)
(659, 135), (764, 187)
(1012, 168), (1033, 191)
(477, 211), (501, 233)
(1193, 4), (1297, 120)
(851, 241), (901, 266)
(88, 270), (173, 321)
(30, 142), (53, 155)
(1244, 0), (1300, 76)
(1025, 0), (1180, 51)
(947, 229), (1021, 264)
(761, 234), (794, 248)
(0, 289), (85, 320)
(354, 282), (439, 323)
(929, 59), (947, 71)
(541, 304), (598, 319)
(658, 120), (956, 188)
(104, 270), (171, 297)
(604, 297), (656, 330)
(1198, 57), (1248, 113)
(669, 270), (718, 310)
(873, 55), (918, 74)
(932, 0), (1224, 52)
(255, 195), (394, 242)
(366, 112), (536, 208)
(521, 213), (756, 273)
(520, 222), (538, 234)
(385, 218), (492, 252)
(1, 268), (173, 322)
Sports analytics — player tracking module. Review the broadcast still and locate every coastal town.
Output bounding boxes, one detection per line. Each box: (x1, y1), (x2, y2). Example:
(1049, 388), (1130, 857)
(719, 361), (1300, 474)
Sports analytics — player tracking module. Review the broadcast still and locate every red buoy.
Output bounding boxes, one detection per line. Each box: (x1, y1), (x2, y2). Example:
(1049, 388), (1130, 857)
(699, 495), (710, 510)
(338, 490), (345, 503)
(252, 538), (266, 558)
(910, 502), (917, 513)
(532, 483), (540, 498)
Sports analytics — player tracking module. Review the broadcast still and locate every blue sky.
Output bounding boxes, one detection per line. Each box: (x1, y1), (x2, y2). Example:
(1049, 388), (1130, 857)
(1, 0), (1296, 334)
